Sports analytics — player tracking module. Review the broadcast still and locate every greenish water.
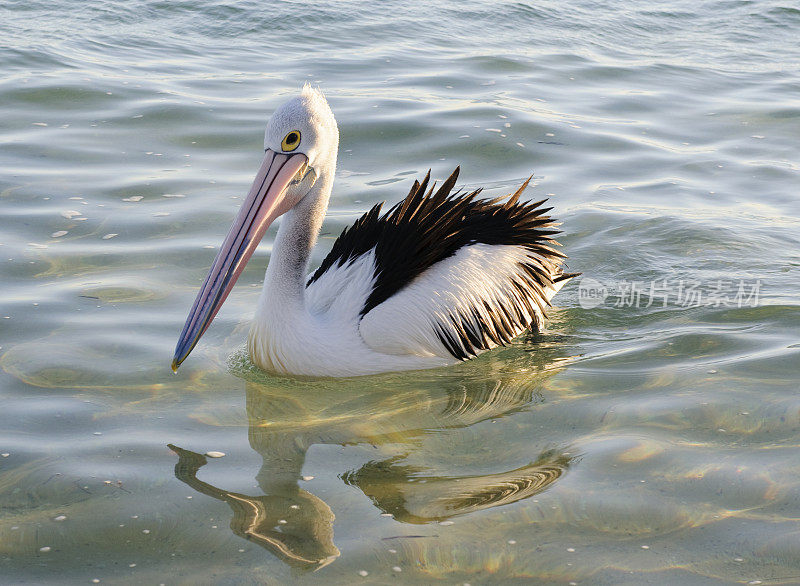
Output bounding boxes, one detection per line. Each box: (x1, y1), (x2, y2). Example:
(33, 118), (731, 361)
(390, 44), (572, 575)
(1, 0), (799, 584)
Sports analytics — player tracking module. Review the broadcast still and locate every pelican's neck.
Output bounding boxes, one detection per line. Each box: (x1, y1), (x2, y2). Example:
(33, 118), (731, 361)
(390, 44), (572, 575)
(260, 173), (332, 311)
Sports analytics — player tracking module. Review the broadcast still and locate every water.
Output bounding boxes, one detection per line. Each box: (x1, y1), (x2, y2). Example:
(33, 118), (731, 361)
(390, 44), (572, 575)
(1, 0), (799, 583)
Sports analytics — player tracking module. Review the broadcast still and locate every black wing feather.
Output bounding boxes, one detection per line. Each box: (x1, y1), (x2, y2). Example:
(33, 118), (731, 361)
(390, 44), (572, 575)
(307, 167), (577, 357)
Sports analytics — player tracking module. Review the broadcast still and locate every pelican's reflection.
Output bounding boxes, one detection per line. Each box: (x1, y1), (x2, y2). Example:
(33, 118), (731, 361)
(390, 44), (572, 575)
(169, 443), (339, 570)
(169, 347), (575, 570)
(342, 449), (571, 524)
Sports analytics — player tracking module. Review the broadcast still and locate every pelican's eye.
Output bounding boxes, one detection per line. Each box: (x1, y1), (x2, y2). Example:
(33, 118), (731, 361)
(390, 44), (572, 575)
(281, 130), (301, 152)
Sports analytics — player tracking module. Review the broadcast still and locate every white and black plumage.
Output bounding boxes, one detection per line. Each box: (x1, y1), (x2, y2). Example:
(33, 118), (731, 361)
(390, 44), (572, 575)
(172, 85), (577, 377)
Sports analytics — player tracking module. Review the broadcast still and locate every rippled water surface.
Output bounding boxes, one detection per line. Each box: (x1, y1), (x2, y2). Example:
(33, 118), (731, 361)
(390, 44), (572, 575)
(2, 0), (799, 584)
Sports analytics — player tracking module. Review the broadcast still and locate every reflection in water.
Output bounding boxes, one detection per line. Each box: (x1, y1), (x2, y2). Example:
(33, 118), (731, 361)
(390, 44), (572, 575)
(343, 450), (571, 524)
(169, 444), (339, 571)
(169, 349), (574, 570)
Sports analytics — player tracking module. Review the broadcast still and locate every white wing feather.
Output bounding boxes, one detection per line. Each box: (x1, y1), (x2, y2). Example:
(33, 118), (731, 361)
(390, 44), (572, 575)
(359, 243), (567, 359)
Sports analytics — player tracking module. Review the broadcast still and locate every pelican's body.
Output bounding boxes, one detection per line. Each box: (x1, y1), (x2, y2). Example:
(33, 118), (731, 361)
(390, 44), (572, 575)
(173, 86), (576, 377)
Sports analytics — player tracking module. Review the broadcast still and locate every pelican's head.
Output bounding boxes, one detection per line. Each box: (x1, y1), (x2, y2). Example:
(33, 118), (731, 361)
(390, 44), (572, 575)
(265, 84), (339, 187)
(171, 86), (338, 371)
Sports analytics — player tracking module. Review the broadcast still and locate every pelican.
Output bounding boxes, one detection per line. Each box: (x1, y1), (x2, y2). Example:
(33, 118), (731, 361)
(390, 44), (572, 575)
(172, 85), (577, 377)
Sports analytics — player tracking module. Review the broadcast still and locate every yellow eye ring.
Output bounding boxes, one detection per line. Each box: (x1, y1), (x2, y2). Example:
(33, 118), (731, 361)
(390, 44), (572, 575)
(281, 130), (301, 152)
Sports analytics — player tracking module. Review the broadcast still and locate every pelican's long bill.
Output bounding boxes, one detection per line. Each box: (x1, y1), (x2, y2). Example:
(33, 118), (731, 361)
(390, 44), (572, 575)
(172, 150), (309, 371)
